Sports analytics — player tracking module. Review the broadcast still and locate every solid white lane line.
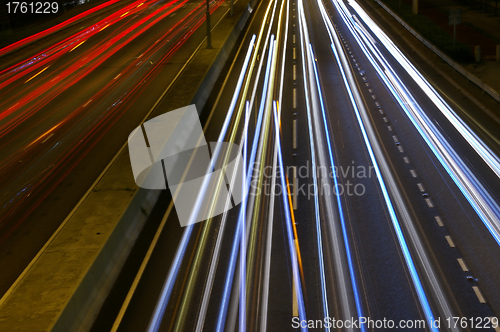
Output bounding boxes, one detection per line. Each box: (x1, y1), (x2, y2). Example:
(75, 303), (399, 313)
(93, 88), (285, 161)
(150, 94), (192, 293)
(445, 235), (455, 247)
(472, 286), (486, 303)
(457, 258), (468, 272)
(435, 216), (444, 226)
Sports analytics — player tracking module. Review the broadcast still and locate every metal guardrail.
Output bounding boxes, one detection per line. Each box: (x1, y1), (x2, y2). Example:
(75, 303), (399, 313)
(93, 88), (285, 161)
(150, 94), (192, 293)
(373, 0), (500, 103)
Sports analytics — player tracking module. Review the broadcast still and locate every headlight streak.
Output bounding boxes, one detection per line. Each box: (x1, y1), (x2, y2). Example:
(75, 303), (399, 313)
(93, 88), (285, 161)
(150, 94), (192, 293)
(239, 102), (250, 332)
(146, 35), (257, 332)
(298, 0), (362, 327)
(346, 0), (500, 245)
(296, 2), (331, 326)
(272, 101), (309, 332)
(215, 35), (275, 332)
(349, 0), (500, 178)
(260, 0), (289, 330)
(322, 1), (439, 328)
(308, 43), (366, 331)
(194, 1), (279, 327)
(246, 0), (280, 116)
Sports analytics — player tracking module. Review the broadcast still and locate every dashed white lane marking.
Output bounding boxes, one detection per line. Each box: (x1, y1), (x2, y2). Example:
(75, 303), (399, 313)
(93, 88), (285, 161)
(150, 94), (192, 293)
(379, 109), (384, 114)
(293, 89), (297, 108)
(403, 156), (410, 163)
(417, 183), (425, 192)
(383, 117), (388, 122)
(293, 47), (296, 60)
(435, 216), (444, 226)
(397, 145), (404, 153)
(392, 135), (398, 142)
(445, 235), (455, 247)
(293, 119), (297, 149)
(41, 133), (54, 144)
(472, 286), (486, 303)
(114, 73), (121, 80)
(425, 198), (434, 208)
(292, 166), (298, 210)
(387, 126), (392, 131)
(293, 34), (295, 43)
(371, 94), (376, 99)
(410, 169), (417, 177)
(293, 64), (296, 80)
(457, 258), (469, 271)
(83, 99), (92, 108)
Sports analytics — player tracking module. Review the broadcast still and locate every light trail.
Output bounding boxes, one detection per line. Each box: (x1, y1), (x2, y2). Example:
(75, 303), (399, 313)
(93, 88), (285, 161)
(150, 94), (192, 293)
(0, 0), (225, 229)
(146, 35), (257, 332)
(345, 0), (500, 246)
(215, 35), (276, 332)
(193, 2), (281, 326)
(260, 0), (289, 329)
(239, 102), (251, 332)
(308, 43), (366, 331)
(0, 0), (122, 57)
(23, 66), (50, 83)
(69, 40), (86, 52)
(298, 0), (362, 327)
(272, 102), (308, 332)
(322, 1), (441, 327)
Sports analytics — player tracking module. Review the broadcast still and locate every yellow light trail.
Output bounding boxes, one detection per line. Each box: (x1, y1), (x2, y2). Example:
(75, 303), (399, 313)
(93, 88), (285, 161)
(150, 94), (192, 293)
(24, 66), (49, 83)
(69, 40), (86, 52)
(24, 122), (63, 150)
(99, 24), (110, 31)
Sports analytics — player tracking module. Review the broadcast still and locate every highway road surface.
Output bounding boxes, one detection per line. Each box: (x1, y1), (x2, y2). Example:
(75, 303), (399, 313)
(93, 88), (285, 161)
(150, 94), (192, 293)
(2, 0), (500, 330)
